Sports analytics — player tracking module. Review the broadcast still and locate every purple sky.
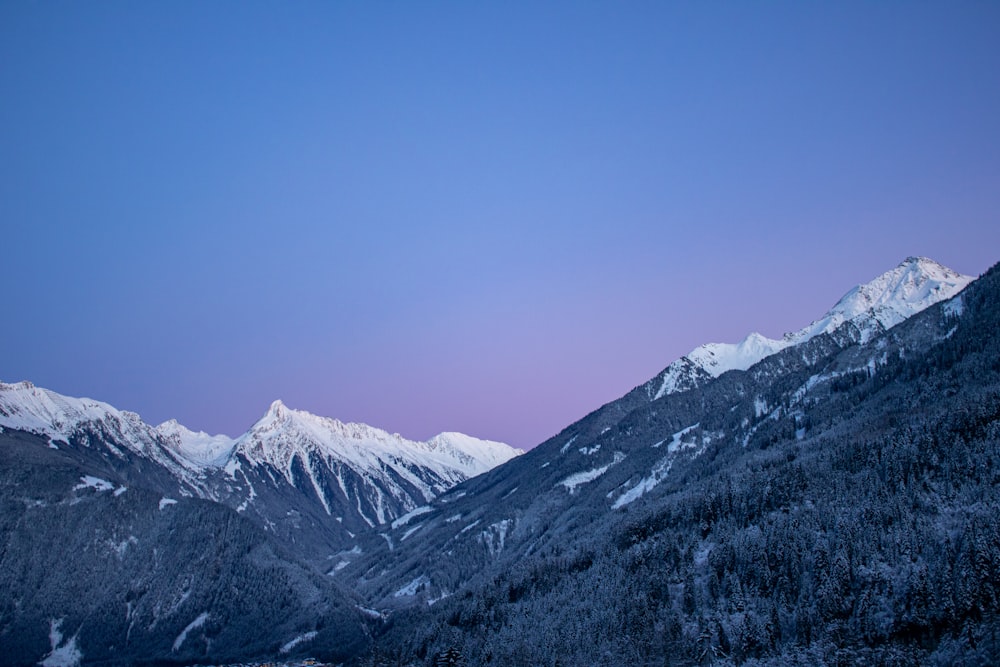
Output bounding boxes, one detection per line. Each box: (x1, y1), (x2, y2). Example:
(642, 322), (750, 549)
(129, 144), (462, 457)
(2, 2), (999, 448)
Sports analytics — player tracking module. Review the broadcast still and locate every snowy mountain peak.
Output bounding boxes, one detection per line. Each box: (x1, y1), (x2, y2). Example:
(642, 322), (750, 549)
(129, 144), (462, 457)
(426, 432), (525, 468)
(790, 256), (972, 344)
(232, 401), (522, 524)
(651, 257), (973, 400)
(0, 380), (124, 442)
(155, 419), (235, 468)
(265, 399), (290, 419)
(237, 402), (519, 480)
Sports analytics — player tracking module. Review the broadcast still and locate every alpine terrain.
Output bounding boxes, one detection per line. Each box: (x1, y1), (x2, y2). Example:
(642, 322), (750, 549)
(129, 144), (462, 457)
(339, 257), (1000, 665)
(0, 386), (519, 665)
(3, 256), (1000, 666)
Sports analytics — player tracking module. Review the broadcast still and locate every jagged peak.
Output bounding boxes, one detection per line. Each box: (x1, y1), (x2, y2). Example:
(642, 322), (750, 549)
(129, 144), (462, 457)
(651, 257), (973, 397)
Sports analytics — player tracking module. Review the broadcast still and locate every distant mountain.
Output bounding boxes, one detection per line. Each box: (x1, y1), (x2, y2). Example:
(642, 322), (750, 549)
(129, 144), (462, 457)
(0, 383), (518, 665)
(4, 255), (995, 666)
(0, 427), (370, 667)
(0, 383), (520, 559)
(647, 256), (971, 399)
(343, 258), (1000, 665)
(218, 399), (521, 564)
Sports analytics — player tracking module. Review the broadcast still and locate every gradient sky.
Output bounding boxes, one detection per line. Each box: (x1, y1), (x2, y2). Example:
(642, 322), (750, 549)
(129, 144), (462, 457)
(2, 2), (999, 448)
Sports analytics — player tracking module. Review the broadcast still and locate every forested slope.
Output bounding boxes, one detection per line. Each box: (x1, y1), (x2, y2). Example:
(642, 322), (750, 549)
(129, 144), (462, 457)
(362, 265), (1000, 666)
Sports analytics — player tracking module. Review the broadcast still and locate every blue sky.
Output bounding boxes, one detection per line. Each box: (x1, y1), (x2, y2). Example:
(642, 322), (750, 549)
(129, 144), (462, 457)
(2, 2), (999, 447)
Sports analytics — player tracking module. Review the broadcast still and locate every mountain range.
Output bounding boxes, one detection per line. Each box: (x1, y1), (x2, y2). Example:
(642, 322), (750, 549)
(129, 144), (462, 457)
(3, 255), (998, 666)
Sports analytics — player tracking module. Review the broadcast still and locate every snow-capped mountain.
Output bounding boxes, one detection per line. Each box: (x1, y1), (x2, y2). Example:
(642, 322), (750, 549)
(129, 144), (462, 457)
(234, 400), (519, 490)
(225, 399), (521, 534)
(156, 418), (237, 467)
(0, 380), (207, 494)
(0, 381), (521, 561)
(648, 256), (972, 399)
(353, 259), (1000, 666)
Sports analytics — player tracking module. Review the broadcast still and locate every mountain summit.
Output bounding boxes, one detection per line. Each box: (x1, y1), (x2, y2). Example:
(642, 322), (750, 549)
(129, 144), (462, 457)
(649, 256), (972, 399)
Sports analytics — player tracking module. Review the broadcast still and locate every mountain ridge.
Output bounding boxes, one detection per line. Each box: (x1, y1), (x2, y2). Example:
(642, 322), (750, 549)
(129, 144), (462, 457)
(649, 256), (972, 399)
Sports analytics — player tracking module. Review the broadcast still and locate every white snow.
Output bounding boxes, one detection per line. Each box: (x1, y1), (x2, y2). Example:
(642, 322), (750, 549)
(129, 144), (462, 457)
(0, 381), (122, 443)
(613, 456), (674, 509)
(394, 576), (429, 597)
(74, 476), (114, 492)
(754, 397), (770, 418)
(481, 519), (512, 556)
(159, 498), (178, 510)
(357, 606), (384, 619)
(232, 400), (521, 525)
(401, 524), (423, 541)
(446, 513), (462, 523)
(651, 257), (972, 399)
(113, 486), (128, 497)
(0, 381), (217, 491)
(557, 452), (626, 493)
(560, 435), (578, 454)
(155, 419), (235, 467)
(458, 519), (481, 535)
(0, 381), (520, 527)
(943, 294), (964, 318)
(172, 611), (209, 651)
(391, 505), (433, 529)
(279, 630), (318, 654)
(40, 619), (82, 667)
(666, 424), (700, 454)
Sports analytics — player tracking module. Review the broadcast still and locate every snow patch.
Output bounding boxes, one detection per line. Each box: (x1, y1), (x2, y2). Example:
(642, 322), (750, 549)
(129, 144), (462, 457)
(458, 519), (481, 535)
(667, 424), (700, 454)
(391, 505), (432, 529)
(394, 576), (429, 597)
(560, 435), (578, 454)
(612, 457), (674, 509)
(557, 452), (626, 493)
(943, 294), (964, 318)
(156, 419), (235, 468)
(172, 612), (209, 651)
(159, 498), (178, 510)
(379, 533), (394, 551)
(357, 606), (384, 619)
(279, 630), (318, 654)
(481, 519), (512, 556)
(40, 619), (82, 667)
(73, 476), (114, 492)
(401, 524), (423, 541)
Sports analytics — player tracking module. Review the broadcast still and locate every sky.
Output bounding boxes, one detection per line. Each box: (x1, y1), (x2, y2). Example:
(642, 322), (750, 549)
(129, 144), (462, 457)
(2, 2), (999, 449)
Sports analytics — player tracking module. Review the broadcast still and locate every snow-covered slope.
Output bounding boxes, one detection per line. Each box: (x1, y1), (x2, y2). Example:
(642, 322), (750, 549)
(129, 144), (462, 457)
(0, 380), (203, 490)
(0, 380), (521, 553)
(650, 257), (972, 399)
(0, 380), (144, 445)
(229, 400), (522, 527)
(235, 400), (520, 484)
(156, 419), (236, 467)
